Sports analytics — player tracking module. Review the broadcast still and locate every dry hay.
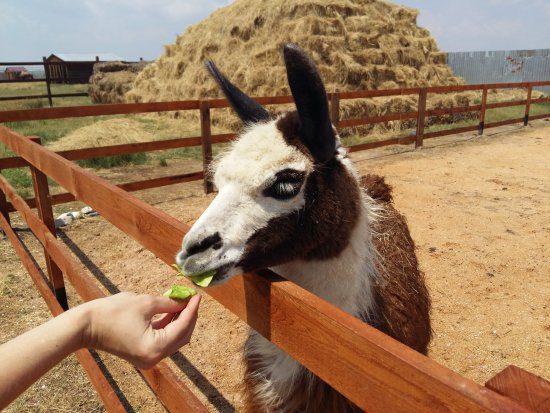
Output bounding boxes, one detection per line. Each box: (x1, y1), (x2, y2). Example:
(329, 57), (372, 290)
(48, 119), (155, 151)
(89, 61), (148, 104)
(126, 0), (472, 133)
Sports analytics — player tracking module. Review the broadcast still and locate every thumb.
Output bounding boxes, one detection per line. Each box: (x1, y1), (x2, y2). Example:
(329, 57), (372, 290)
(144, 295), (189, 317)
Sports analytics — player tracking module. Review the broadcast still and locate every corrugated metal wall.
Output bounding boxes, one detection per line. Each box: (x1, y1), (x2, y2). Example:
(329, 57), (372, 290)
(447, 49), (550, 94)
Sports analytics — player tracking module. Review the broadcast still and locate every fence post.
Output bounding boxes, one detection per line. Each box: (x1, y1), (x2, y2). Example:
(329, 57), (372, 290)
(29, 136), (68, 310)
(330, 91), (340, 127)
(0, 168), (10, 227)
(415, 87), (428, 149)
(524, 85), (533, 126)
(200, 101), (214, 194)
(479, 85), (488, 135)
(42, 56), (53, 107)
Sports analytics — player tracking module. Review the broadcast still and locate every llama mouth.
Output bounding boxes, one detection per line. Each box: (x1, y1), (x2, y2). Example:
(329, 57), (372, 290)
(208, 262), (237, 286)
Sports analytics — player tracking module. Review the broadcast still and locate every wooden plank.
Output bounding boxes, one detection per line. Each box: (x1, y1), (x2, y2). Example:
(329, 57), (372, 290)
(427, 84), (484, 93)
(486, 365), (550, 412)
(346, 137), (402, 153)
(0, 61), (45, 65)
(330, 91), (340, 127)
(0, 93), (88, 102)
(531, 96), (550, 104)
(210, 132), (236, 144)
(416, 87), (428, 149)
(0, 78), (46, 84)
(118, 171), (204, 192)
(484, 117), (526, 129)
(5, 171), (204, 213)
(338, 87), (421, 99)
(200, 101), (214, 194)
(0, 100), (200, 123)
(29, 136), (68, 310)
(0, 167), (10, 225)
(0, 94), (52, 102)
(0, 213), (128, 413)
(0, 136), (203, 170)
(479, 86), (489, 135)
(524, 86), (533, 126)
(486, 100), (528, 110)
(529, 113), (550, 121)
(140, 363), (209, 413)
(339, 111), (418, 128)
(0, 172), (209, 413)
(206, 95), (294, 109)
(0, 125), (531, 413)
(42, 57), (53, 107)
(423, 125), (480, 140)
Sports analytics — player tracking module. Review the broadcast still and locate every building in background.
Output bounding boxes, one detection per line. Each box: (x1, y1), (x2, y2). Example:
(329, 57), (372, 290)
(45, 53), (124, 84)
(3, 66), (33, 81)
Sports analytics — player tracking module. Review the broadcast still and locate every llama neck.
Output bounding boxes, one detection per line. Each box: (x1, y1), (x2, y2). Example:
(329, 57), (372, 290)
(271, 198), (378, 316)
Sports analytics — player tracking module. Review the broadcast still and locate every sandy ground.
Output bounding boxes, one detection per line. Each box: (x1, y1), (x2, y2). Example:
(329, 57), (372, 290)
(1, 121), (549, 412)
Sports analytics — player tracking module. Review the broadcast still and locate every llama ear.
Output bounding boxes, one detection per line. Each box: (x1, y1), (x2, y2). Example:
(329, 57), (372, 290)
(204, 60), (270, 124)
(283, 43), (335, 163)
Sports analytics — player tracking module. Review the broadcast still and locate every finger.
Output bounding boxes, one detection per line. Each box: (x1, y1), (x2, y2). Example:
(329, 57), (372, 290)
(151, 312), (178, 329)
(163, 295), (202, 347)
(143, 295), (189, 318)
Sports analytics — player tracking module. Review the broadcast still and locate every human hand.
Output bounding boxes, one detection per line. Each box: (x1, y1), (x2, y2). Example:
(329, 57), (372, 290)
(80, 292), (201, 369)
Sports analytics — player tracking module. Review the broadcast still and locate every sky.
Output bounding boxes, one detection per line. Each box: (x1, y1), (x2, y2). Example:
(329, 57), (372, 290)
(1, 0), (549, 61)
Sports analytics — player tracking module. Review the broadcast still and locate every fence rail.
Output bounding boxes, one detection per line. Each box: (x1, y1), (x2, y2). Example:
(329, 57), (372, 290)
(1, 79), (549, 412)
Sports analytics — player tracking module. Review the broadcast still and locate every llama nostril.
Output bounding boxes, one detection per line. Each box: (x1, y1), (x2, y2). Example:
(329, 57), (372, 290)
(186, 232), (222, 257)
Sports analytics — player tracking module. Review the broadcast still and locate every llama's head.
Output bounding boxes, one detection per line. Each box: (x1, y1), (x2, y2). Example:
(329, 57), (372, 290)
(176, 44), (361, 285)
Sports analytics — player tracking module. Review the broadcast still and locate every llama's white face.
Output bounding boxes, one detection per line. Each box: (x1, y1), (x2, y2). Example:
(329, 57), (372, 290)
(176, 120), (313, 285)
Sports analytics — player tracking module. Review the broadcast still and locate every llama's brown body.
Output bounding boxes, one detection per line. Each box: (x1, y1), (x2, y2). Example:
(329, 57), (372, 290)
(242, 174), (431, 413)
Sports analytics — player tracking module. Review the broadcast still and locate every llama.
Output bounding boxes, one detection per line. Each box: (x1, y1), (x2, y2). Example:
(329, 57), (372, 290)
(176, 44), (431, 413)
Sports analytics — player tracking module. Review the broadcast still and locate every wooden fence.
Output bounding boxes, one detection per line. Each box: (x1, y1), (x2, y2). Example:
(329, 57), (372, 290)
(1, 80), (549, 412)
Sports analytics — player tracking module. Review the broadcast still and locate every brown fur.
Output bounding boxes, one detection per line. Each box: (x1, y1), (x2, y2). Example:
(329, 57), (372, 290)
(361, 174), (432, 354)
(359, 174), (393, 203)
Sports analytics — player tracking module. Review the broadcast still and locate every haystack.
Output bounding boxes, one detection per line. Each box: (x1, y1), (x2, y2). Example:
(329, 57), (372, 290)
(48, 119), (154, 151)
(89, 61), (148, 104)
(126, 0), (472, 133)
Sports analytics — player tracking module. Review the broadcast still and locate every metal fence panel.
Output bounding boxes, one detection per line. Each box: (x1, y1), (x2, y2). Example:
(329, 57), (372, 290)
(447, 49), (550, 94)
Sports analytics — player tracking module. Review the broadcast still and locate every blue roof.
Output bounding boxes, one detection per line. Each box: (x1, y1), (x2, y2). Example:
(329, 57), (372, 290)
(49, 53), (124, 62)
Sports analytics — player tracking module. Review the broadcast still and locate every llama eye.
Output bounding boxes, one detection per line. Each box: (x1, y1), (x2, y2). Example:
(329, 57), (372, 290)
(262, 169), (305, 200)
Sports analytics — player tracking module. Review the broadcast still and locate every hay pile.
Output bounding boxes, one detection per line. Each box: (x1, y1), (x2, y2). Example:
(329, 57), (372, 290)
(48, 119), (154, 151)
(126, 0), (471, 132)
(89, 61), (148, 104)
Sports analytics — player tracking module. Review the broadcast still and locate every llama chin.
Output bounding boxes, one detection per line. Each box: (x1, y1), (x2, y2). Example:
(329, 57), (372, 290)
(177, 43), (431, 413)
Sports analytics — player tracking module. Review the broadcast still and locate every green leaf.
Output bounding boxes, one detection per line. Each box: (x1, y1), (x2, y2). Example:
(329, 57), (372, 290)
(172, 263), (216, 287)
(163, 285), (197, 300)
(188, 271), (215, 287)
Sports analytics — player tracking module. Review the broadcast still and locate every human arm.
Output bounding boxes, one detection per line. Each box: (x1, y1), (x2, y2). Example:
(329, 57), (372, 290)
(0, 292), (201, 409)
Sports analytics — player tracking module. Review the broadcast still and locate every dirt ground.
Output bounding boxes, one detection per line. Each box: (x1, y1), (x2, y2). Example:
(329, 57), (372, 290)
(1, 121), (549, 412)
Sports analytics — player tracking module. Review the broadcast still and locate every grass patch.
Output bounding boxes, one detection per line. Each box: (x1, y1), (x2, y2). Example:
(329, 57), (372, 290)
(1, 168), (33, 198)
(77, 152), (148, 169)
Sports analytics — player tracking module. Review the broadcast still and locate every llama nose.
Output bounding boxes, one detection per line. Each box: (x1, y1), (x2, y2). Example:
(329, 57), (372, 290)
(182, 232), (223, 260)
